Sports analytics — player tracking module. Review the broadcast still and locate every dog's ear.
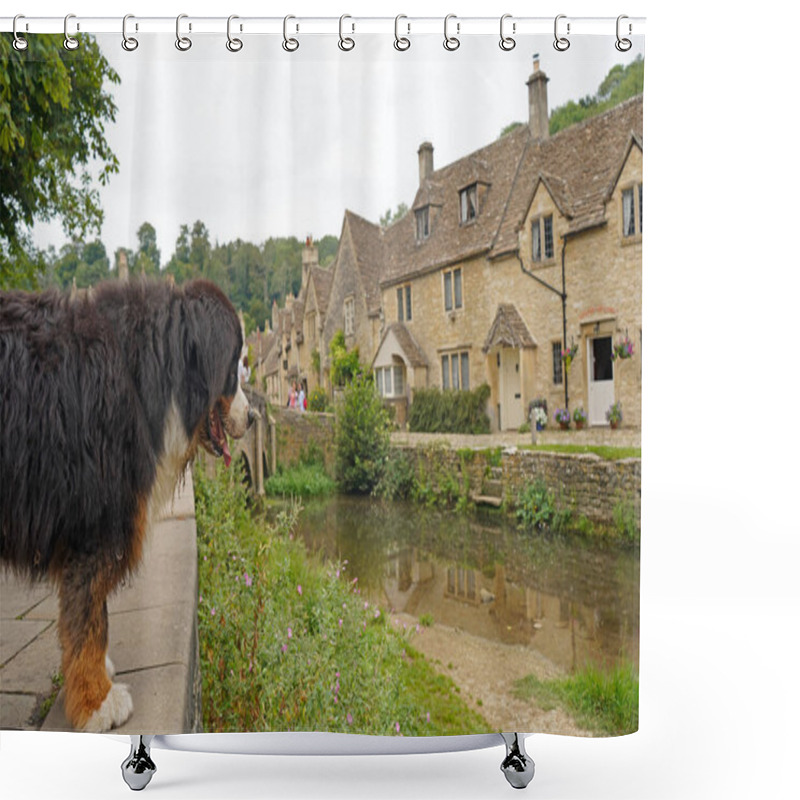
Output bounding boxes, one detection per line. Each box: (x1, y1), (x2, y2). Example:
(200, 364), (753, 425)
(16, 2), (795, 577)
(179, 281), (241, 432)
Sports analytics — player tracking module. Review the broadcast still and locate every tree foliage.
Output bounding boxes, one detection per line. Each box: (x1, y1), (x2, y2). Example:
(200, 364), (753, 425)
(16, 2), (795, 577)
(0, 35), (120, 288)
(498, 56), (644, 140)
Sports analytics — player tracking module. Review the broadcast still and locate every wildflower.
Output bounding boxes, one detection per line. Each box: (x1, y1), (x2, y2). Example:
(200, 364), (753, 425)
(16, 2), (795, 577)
(211, 607), (216, 616)
(426, 712), (431, 723)
(297, 585), (303, 596)
(281, 644), (288, 654)
(339, 618), (343, 628)
(244, 573), (252, 587)
(395, 722), (400, 734)
(347, 713), (353, 725)
(288, 627), (293, 639)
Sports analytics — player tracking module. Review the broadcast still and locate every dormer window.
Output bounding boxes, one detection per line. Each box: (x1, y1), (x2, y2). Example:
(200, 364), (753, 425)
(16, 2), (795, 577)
(459, 184), (478, 223)
(415, 206), (430, 241)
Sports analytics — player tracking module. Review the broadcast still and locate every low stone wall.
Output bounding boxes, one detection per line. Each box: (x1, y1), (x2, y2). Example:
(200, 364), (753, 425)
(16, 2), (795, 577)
(272, 407), (336, 470)
(394, 444), (640, 528)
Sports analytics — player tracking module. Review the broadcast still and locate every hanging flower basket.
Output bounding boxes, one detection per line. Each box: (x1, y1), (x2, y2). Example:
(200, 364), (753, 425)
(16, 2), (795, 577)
(611, 335), (635, 361)
(561, 343), (578, 371)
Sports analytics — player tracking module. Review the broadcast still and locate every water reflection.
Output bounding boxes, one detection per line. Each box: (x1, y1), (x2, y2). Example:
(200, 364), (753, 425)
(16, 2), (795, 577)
(294, 495), (639, 674)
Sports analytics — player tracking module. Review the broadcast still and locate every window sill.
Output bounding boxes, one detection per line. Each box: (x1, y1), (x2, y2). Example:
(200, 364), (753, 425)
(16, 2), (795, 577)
(620, 233), (642, 247)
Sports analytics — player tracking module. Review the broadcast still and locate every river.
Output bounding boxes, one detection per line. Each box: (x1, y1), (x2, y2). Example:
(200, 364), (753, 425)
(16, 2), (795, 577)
(294, 495), (639, 676)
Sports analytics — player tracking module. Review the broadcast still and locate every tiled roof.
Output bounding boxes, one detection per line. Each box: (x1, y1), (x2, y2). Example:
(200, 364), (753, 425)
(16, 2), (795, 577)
(491, 95), (644, 257)
(483, 303), (537, 353)
(376, 322), (428, 368)
(378, 95), (643, 283)
(381, 125), (530, 286)
(344, 210), (385, 315)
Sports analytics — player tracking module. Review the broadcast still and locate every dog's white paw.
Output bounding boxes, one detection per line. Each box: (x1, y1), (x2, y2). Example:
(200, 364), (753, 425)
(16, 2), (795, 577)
(105, 654), (116, 679)
(81, 683), (133, 732)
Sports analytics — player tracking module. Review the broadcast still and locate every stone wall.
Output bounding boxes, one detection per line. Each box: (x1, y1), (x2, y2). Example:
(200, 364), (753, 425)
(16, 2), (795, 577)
(394, 444), (640, 528)
(272, 407), (336, 470)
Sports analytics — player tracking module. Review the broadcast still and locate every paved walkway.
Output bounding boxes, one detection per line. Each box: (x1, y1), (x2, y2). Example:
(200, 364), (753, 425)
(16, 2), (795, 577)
(0, 473), (200, 733)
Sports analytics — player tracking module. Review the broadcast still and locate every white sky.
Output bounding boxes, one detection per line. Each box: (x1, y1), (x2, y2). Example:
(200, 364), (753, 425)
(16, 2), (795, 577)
(31, 30), (642, 257)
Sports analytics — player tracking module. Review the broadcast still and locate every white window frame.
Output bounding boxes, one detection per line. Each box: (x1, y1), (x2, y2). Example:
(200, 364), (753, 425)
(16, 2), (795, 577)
(344, 296), (355, 336)
(443, 267), (463, 312)
(441, 350), (470, 391)
(459, 184), (478, 224)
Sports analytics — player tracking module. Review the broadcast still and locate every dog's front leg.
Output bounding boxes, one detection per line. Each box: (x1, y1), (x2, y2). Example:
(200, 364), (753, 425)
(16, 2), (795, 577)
(58, 559), (133, 732)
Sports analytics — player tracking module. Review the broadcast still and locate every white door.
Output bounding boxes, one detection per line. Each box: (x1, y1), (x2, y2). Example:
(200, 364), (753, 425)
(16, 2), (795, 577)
(588, 336), (615, 425)
(500, 348), (524, 429)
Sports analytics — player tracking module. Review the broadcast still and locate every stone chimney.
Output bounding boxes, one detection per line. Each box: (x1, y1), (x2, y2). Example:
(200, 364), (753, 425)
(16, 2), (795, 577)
(418, 141), (434, 184)
(116, 249), (129, 281)
(526, 54), (549, 141)
(302, 235), (319, 282)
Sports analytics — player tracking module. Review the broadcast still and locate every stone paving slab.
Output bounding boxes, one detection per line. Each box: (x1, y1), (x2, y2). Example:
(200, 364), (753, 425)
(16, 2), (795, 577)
(1, 470), (200, 733)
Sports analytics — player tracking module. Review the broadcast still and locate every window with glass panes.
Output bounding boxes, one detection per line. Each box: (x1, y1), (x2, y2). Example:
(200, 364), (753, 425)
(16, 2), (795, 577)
(532, 215), (554, 262)
(441, 351), (469, 390)
(443, 267), (463, 312)
(622, 183), (643, 237)
(396, 285), (412, 322)
(552, 341), (563, 385)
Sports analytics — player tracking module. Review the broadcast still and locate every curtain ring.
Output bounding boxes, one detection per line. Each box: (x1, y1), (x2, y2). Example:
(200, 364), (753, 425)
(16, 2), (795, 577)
(175, 14), (192, 51)
(64, 13), (79, 51)
(553, 14), (570, 52)
(394, 15), (410, 51)
(338, 14), (355, 51)
(122, 14), (139, 51)
(499, 14), (516, 51)
(443, 14), (460, 51)
(615, 15), (632, 52)
(226, 15), (243, 52)
(283, 15), (299, 52)
(12, 15), (28, 51)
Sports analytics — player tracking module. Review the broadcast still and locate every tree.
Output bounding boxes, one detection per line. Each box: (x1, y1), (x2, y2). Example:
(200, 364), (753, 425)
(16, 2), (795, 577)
(334, 373), (391, 494)
(132, 222), (160, 275)
(380, 204), (409, 228)
(0, 36), (120, 289)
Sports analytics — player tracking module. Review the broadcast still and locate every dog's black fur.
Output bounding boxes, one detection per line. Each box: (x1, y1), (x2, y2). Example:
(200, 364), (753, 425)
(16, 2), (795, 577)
(0, 278), (248, 730)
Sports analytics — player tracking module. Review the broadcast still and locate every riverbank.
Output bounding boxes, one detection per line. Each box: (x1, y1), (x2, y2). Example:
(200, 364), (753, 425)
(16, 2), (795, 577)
(393, 613), (592, 737)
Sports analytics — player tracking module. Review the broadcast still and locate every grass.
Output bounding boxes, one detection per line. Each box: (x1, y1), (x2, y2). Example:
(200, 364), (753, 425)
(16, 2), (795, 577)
(513, 661), (638, 736)
(264, 461), (337, 498)
(521, 444), (641, 460)
(194, 459), (489, 736)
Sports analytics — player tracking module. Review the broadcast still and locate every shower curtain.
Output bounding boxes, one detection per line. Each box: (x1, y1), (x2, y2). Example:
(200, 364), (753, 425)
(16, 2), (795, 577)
(1, 16), (643, 744)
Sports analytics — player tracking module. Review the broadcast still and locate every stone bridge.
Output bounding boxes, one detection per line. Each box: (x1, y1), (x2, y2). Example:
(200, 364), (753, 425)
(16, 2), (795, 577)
(231, 387), (275, 495)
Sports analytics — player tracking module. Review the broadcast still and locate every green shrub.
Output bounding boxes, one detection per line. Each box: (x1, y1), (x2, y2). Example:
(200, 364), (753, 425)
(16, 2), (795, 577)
(334, 373), (391, 494)
(329, 330), (361, 387)
(515, 480), (572, 533)
(308, 387), (329, 412)
(264, 462), (336, 498)
(374, 450), (416, 500)
(408, 384), (491, 434)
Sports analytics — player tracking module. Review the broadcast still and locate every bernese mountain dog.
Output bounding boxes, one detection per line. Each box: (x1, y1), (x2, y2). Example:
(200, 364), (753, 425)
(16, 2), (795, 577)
(0, 278), (255, 732)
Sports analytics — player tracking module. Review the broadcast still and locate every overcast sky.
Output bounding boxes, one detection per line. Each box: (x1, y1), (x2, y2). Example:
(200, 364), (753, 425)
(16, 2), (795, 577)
(33, 32), (642, 259)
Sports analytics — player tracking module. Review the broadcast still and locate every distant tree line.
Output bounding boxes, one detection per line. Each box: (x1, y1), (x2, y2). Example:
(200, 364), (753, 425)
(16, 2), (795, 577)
(40, 222), (338, 335)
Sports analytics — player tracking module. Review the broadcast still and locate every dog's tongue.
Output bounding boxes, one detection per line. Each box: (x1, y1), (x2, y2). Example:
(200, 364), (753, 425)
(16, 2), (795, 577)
(222, 438), (231, 468)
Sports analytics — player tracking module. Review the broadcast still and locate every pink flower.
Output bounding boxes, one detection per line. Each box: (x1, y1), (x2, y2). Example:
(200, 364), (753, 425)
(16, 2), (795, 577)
(346, 713), (353, 725)
(281, 644), (288, 653)
(395, 722), (400, 734)
(426, 712), (431, 723)
(287, 627), (293, 639)
(244, 573), (252, 587)
(339, 618), (343, 627)
(297, 585), (303, 595)
(210, 607), (216, 616)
